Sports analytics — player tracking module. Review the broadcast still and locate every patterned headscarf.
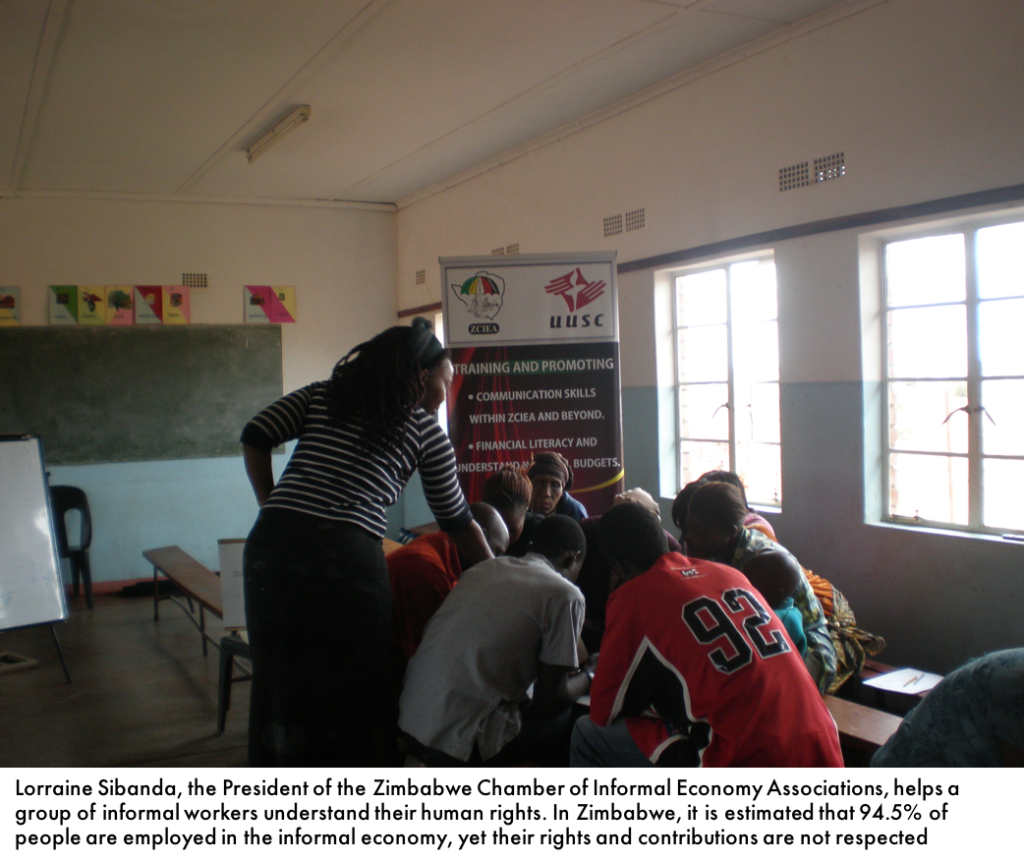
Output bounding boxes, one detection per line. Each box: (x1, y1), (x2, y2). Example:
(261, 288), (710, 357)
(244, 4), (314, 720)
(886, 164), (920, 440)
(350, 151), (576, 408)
(526, 451), (573, 490)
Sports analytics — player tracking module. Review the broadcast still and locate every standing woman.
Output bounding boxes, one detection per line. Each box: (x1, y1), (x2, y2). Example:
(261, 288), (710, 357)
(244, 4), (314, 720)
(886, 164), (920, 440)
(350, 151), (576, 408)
(241, 318), (492, 767)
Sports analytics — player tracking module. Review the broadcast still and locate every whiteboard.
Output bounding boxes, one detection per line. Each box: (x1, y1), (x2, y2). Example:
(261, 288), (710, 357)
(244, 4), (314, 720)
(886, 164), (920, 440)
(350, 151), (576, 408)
(0, 436), (68, 631)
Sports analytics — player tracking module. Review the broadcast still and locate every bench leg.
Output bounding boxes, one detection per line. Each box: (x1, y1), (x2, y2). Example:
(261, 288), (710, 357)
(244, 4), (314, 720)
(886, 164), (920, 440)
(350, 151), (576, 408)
(217, 645), (233, 736)
(153, 566), (159, 621)
(200, 606), (207, 656)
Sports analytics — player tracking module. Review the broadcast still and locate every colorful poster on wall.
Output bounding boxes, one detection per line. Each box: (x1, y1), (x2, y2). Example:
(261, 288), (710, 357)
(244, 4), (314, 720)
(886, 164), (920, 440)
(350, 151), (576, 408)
(105, 286), (134, 324)
(49, 286), (78, 324)
(244, 285), (272, 323)
(0, 287), (19, 326)
(268, 286), (297, 323)
(77, 287), (106, 325)
(442, 252), (623, 514)
(134, 286), (163, 324)
(163, 286), (190, 324)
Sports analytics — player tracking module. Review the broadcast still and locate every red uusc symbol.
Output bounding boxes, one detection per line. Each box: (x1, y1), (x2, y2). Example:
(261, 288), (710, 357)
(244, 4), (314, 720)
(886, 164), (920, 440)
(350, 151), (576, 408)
(543, 268), (606, 313)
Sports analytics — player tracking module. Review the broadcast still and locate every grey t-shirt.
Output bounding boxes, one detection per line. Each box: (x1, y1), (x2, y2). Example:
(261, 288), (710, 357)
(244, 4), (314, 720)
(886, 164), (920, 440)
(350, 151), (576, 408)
(398, 553), (584, 762)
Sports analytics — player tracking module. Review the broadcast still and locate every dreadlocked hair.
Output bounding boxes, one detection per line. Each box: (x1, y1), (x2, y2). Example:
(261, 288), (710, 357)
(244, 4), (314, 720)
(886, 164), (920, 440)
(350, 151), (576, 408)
(324, 326), (448, 454)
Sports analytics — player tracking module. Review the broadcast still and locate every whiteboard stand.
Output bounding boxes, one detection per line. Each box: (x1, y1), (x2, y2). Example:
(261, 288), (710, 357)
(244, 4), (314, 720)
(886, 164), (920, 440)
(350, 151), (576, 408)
(0, 435), (72, 683)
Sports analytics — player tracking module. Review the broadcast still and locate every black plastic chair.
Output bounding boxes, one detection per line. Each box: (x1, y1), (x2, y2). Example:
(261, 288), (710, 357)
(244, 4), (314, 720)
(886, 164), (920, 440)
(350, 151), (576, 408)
(50, 485), (93, 609)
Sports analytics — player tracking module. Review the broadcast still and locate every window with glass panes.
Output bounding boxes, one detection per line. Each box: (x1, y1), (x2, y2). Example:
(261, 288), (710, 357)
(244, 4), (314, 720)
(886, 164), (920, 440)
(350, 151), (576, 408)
(673, 258), (781, 506)
(883, 219), (1024, 534)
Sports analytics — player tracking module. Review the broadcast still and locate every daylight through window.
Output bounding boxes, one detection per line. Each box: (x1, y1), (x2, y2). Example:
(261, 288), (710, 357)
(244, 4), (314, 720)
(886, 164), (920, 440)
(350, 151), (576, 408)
(883, 219), (1024, 533)
(673, 258), (781, 507)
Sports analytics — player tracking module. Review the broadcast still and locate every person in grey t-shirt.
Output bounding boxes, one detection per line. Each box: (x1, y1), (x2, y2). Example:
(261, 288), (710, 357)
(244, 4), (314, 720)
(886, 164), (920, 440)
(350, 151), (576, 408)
(399, 516), (597, 766)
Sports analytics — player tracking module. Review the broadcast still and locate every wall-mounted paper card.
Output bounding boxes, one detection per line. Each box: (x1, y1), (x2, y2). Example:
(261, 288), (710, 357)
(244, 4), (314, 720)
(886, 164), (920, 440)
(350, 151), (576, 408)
(134, 286), (163, 324)
(49, 286), (78, 324)
(0, 287), (19, 326)
(105, 286), (134, 325)
(268, 286), (297, 323)
(244, 285), (272, 323)
(78, 287), (106, 325)
(163, 286), (190, 324)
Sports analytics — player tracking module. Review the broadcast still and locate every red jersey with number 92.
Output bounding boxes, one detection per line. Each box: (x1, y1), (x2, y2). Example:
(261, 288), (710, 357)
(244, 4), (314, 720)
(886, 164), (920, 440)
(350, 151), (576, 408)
(590, 552), (843, 767)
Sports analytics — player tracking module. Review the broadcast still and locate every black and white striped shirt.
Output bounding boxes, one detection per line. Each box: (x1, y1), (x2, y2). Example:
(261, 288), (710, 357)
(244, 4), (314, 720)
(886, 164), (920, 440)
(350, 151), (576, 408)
(241, 382), (471, 539)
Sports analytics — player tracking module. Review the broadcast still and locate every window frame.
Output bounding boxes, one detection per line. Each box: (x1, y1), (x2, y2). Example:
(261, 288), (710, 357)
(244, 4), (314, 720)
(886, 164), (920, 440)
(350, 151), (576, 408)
(669, 251), (781, 508)
(880, 212), (1024, 537)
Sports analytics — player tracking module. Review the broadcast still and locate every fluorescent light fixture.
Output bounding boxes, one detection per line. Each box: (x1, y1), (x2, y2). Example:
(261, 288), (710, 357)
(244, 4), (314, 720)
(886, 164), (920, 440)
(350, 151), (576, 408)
(246, 105), (311, 164)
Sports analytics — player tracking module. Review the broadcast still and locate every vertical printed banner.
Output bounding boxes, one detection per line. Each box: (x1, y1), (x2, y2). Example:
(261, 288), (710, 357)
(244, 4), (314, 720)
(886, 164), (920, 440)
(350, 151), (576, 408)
(134, 286), (164, 324)
(105, 286), (134, 325)
(78, 287), (106, 325)
(163, 286), (190, 324)
(49, 286), (78, 324)
(0, 287), (19, 326)
(244, 285), (272, 323)
(442, 253), (623, 514)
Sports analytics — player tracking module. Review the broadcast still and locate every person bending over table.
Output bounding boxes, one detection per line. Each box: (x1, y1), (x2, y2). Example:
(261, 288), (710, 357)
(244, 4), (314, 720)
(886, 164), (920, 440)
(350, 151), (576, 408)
(389, 501), (508, 660)
(399, 515), (594, 767)
(480, 468), (534, 551)
(571, 503), (843, 768)
(684, 482), (836, 692)
(240, 318), (492, 767)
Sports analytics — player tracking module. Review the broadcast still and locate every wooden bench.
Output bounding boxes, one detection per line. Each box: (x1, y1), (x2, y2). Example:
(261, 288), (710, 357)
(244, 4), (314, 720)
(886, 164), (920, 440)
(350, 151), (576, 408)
(824, 693), (902, 763)
(146, 539), (406, 734)
(144, 545), (224, 655)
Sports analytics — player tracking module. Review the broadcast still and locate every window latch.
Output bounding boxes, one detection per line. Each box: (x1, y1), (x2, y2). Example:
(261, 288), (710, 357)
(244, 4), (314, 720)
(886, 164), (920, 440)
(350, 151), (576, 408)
(942, 405), (995, 425)
(712, 402), (731, 419)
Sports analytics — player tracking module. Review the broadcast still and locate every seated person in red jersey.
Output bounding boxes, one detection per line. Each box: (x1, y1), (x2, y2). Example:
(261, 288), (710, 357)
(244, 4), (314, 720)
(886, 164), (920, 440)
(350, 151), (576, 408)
(389, 502), (509, 659)
(571, 503), (843, 768)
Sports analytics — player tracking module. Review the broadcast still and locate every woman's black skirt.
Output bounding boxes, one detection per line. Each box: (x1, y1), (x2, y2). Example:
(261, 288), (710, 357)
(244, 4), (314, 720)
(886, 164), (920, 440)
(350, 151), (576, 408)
(243, 507), (393, 766)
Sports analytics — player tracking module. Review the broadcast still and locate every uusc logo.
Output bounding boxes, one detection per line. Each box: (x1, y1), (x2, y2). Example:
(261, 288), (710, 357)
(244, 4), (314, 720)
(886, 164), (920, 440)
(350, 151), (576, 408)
(544, 268), (607, 330)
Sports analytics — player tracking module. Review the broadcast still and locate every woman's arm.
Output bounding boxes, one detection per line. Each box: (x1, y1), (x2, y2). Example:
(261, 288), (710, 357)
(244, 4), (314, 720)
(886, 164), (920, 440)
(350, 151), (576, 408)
(448, 519), (494, 568)
(243, 444), (275, 506)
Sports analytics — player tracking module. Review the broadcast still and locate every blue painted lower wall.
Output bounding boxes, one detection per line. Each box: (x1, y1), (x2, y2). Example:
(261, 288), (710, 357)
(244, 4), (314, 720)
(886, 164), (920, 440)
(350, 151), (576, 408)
(49, 452), (286, 583)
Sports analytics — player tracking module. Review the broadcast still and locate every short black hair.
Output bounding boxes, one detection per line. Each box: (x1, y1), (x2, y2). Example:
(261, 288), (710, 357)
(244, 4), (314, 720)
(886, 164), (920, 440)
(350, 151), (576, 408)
(532, 515), (586, 561)
(687, 482), (748, 533)
(597, 503), (668, 573)
(671, 480), (703, 532)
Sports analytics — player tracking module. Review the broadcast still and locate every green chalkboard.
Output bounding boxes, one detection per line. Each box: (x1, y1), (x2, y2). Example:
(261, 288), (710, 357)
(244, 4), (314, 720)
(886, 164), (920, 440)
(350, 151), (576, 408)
(0, 326), (282, 465)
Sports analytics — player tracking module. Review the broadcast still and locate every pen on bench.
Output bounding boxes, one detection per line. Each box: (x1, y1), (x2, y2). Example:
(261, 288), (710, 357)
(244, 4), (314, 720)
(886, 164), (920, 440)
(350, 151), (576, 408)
(903, 673), (922, 687)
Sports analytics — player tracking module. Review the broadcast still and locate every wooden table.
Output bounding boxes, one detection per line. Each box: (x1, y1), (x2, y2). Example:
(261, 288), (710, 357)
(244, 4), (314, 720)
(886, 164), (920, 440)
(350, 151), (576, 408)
(824, 694), (903, 756)
(144, 545), (224, 655)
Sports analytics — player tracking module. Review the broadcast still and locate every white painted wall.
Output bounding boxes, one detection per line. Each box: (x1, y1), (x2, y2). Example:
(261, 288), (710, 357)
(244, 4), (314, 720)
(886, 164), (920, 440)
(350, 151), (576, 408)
(1, 195), (396, 579)
(394, 0), (1024, 673)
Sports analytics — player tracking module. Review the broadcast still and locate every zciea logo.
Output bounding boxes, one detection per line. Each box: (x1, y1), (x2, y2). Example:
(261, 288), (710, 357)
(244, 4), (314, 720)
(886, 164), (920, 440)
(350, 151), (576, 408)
(451, 271), (505, 335)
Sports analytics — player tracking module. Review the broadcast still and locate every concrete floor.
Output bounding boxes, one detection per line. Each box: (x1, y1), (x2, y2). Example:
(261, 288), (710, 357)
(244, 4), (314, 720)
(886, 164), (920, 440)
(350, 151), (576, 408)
(0, 592), (248, 768)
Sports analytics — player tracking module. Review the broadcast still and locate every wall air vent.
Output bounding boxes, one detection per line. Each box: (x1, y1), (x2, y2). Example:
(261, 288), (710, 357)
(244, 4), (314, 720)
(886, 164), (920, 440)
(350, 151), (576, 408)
(814, 151), (846, 183)
(491, 247), (505, 255)
(625, 208), (645, 232)
(603, 214), (623, 237)
(182, 273), (208, 288)
(779, 162), (810, 192)
(415, 269), (426, 285)
(505, 243), (520, 255)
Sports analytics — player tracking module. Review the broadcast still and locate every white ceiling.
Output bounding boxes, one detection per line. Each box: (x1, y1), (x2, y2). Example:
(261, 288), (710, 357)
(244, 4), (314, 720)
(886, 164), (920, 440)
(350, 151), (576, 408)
(2, 0), (852, 207)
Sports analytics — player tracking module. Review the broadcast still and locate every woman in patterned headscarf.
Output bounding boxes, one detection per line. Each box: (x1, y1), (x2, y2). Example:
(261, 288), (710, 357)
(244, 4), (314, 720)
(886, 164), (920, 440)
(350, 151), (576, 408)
(526, 451), (588, 522)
